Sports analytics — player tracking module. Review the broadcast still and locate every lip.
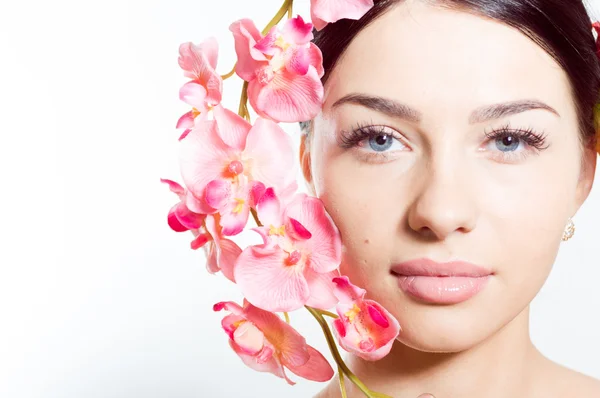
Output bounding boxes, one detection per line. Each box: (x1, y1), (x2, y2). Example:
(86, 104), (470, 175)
(391, 258), (493, 304)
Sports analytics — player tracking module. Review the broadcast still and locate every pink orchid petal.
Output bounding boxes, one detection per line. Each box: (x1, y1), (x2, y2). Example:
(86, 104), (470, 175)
(367, 303), (390, 328)
(178, 128), (191, 141)
(243, 118), (297, 192)
(167, 204), (188, 232)
(362, 300), (400, 342)
(190, 232), (210, 250)
(256, 187), (283, 227)
(286, 217), (312, 241)
(214, 301), (244, 314)
(161, 178), (185, 196)
(310, 0), (374, 30)
(205, 179), (231, 210)
(179, 38), (223, 105)
(233, 321), (265, 355)
(281, 15), (314, 45)
(278, 180), (299, 204)
(174, 201), (205, 230)
(179, 119), (232, 202)
(332, 276), (366, 303)
(212, 104), (251, 151)
(221, 313), (244, 338)
(249, 181), (266, 208)
(235, 248), (310, 312)
(304, 268), (339, 310)
(285, 345), (334, 382)
(218, 238), (242, 282)
(284, 46), (310, 76)
(179, 81), (208, 110)
(205, 241), (220, 273)
(230, 19), (268, 81)
(307, 43), (325, 78)
(219, 194), (250, 236)
(176, 111), (195, 129)
(230, 340), (288, 383)
(185, 190), (216, 214)
(247, 67), (324, 123)
(178, 39), (223, 105)
(242, 302), (310, 367)
(333, 318), (346, 338)
(254, 26), (279, 56)
(285, 195), (341, 273)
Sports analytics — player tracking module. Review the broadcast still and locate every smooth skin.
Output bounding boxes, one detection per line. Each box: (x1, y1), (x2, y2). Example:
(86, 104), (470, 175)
(303, 1), (600, 397)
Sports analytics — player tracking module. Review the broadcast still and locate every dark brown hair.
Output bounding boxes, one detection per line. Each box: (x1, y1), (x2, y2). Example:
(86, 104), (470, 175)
(301, 0), (600, 148)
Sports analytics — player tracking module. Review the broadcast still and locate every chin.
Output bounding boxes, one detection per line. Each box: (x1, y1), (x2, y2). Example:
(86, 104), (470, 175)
(371, 281), (509, 354)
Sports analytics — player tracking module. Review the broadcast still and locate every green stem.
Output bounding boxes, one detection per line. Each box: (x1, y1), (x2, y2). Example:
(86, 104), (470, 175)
(315, 308), (339, 319)
(287, 0), (293, 19)
(238, 80), (250, 121)
(250, 208), (262, 227)
(283, 312), (290, 324)
(261, 0), (293, 36)
(338, 365), (347, 398)
(305, 306), (391, 398)
(220, 63), (236, 80)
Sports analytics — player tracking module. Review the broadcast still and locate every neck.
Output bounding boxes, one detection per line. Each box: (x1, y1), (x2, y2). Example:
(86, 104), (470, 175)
(330, 306), (545, 398)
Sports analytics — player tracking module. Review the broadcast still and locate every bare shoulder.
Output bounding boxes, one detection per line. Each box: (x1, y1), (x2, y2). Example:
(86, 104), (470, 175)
(538, 359), (600, 397)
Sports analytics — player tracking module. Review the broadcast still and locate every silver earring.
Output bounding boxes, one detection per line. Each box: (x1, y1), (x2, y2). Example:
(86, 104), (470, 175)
(562, 218), (575, 241)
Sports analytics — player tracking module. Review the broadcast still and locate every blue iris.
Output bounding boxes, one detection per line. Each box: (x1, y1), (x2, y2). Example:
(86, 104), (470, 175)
(369, 134), (394, 152)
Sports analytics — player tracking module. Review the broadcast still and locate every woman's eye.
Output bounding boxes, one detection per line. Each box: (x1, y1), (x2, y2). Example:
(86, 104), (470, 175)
(360, 133), (407, 153)
(482, 127), (549, 163)
(491, 134), (522, 152)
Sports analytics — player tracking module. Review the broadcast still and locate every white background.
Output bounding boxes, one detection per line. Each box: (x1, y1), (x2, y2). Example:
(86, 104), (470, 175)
(0, 0), (599, 397)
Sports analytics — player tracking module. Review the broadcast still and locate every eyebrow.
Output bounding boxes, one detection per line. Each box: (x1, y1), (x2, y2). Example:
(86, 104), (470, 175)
(331, 93), (560, 124)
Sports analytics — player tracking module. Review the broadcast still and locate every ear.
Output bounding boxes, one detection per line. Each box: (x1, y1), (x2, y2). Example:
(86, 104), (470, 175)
(573, 144), (597, 213)
(299, 131), (316, 196)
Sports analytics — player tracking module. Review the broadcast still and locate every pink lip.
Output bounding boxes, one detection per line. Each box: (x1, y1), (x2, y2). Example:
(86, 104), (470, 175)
(391, 258), (493, 304)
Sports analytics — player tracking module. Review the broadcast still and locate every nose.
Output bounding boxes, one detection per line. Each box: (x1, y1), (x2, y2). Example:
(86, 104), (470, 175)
(406, 154), (479, 241)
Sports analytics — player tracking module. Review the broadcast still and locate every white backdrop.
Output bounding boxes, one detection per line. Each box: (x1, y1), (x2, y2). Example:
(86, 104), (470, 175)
(0, 0), (599, 397)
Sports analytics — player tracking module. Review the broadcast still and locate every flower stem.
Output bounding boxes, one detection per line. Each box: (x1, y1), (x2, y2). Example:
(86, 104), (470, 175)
(261, 0), (293, 36)
(305, 306), (392, 398)
(315, 308), (339, 319)
(283, 311), (290, 324)
(238, 80), (250, 121)
(250, 208), (263, 227)
(287, 0), (293, 19)
(221, 63), (236, 80)
(338, 365), (348, 398)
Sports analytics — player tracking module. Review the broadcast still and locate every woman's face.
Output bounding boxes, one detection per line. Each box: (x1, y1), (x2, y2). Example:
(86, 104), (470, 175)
(303, 2), (596, 352)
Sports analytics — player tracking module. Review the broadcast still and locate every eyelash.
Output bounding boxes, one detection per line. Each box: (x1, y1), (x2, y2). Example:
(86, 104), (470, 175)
(338, 121), (550, 162)
(338, 121), (402, 149)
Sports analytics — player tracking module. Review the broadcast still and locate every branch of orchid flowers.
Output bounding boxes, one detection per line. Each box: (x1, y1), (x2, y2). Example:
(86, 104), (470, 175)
(236, 0), (293, 122)
(305, 306), (393, 398)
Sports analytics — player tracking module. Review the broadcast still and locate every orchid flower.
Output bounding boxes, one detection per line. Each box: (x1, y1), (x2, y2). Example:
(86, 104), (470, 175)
(310, 0), (375, 31)
(331, 276), (401, 361)
(230, 15), (324, 123)
(214, 300), (334, 385)
(234, 188), (341, 312)
(162, 179), (240, 281)
(176, 38), (223, 140)
(179, 107), (297, 236)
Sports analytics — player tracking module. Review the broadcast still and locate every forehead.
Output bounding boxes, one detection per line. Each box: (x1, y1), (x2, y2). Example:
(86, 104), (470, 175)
(323, 1), (574, 124)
